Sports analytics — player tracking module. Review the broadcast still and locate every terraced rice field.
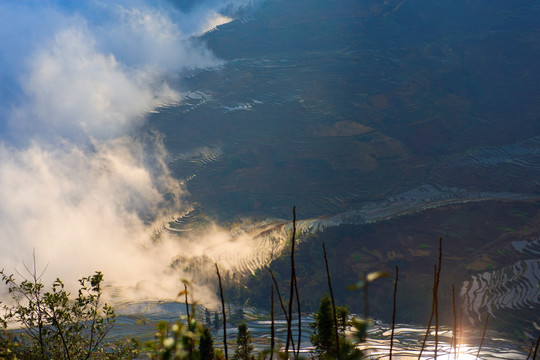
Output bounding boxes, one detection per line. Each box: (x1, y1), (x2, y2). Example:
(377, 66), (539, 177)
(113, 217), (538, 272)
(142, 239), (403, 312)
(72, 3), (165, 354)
(432, 137), (540, 194)
(137, 0), (540, 348)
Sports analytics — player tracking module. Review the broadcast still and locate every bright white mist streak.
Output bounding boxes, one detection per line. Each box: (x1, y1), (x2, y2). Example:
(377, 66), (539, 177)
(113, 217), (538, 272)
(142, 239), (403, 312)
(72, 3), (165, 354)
(0, 140), (179, 294)
(0, 2), (223, 300)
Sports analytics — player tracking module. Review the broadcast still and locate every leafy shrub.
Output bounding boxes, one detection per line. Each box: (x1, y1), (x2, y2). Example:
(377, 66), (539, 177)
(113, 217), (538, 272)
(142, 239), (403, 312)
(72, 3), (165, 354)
(144, 318), (224, 360)
(0, 268), (122, 360)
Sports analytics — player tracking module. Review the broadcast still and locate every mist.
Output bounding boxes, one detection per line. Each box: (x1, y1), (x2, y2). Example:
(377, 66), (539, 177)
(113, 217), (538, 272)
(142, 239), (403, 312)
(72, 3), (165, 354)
(0, 0), (263, 303)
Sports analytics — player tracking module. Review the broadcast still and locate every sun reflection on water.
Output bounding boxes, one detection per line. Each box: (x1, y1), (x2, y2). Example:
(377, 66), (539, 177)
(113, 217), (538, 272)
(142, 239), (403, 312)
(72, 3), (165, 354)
(359, 322), (526, 360)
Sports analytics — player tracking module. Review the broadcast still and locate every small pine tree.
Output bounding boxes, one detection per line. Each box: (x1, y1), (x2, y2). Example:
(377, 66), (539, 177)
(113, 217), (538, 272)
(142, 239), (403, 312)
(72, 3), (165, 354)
(199, 327), (215, 360)
(336, 306), (350, 335)
(310, 293), (335, 357)
(311, 295), (363, 359)
(232, 322), (254, 360)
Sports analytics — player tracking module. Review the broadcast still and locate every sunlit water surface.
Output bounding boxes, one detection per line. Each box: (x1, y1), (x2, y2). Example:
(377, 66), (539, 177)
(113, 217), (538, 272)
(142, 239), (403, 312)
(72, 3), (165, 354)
(111, 302), (528, 359)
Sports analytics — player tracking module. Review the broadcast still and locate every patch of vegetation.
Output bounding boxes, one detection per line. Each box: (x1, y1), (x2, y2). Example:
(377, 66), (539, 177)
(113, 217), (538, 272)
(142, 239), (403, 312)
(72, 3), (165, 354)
(0, 264), (139, 360)
(497, 226), (515, 232)
(508, 209), (529, 218)
(3, 202), (540, 358)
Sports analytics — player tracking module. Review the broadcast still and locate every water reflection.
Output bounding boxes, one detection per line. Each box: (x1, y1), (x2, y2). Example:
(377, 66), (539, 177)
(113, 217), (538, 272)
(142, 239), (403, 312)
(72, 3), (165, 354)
(112, 303), (527, 359)
(362, 321), (525, 360)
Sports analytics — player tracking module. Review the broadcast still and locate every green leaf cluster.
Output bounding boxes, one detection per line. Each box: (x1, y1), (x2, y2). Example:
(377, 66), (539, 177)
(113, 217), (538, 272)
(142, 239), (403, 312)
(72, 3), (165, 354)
(232, 322), (254, 360)
(310, 294), (364, 360)
(144, 317), (224, 360)
(0, 269), (135, 360)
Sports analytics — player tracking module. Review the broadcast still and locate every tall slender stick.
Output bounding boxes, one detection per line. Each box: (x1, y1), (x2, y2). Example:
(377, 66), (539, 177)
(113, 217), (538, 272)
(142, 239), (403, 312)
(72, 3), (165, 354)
(323, 242), (341, 358)
(215, 263), (228, 360)
(183, 282), (193, 360)
(186, 284), (193, 360)
(458, 306), (463, 358)
(452, 284), (457, 359)
(435, 238), (442, 360)
(526, 342), (534, 360)
(531, 334), (539, 360)
(268, 269), (296, 352)
(286, 206), (297, 358)
(418, 265), (437, 360)
(271, 285), (275, 360)
(390, 265), (399, 360)
(268, 270), (288, 320)
(295, 276), (302, 358)
(475, 314), (489, 360)
(184, 282), (190, 323)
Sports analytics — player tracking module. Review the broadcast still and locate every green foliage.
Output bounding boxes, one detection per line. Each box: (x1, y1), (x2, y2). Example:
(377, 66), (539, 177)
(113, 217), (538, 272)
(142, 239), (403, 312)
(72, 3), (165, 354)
(310, 294), (335, 357)
(144, 317), (224, 360)
(199, 327), (215, 360)
(96, 337), (141, 360)
(310, 294), (364, 360)
(335, 306), (350, 335)
(0, 268), (120, 360)
(232, 322), (254, 360)
(0, 319), (19, 360)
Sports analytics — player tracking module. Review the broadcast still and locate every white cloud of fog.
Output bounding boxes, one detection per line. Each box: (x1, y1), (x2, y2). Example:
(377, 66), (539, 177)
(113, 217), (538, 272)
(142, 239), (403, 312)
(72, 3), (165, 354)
(0, 139), (179, 290)
(0, 0), (259, 303)
(95, 4), (224, 72)
(7, 2), (223, 143)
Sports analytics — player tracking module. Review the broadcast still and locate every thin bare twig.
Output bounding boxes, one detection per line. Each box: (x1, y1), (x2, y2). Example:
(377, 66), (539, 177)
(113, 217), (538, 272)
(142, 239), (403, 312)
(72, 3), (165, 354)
(295, 276), (302, 359)
(268, 269), (296, 352)
(270, 285), (275, 360)
(435, 238), (442, 359)
(418, 265), (437, 360)
(452, 284), (457, 359)
(323, 242), (340, 358)
(184, 282), (190, 323)
(528, 333), (539, 360)
(215, 263), (228, 360)
(390, 266), (398, 360)
(458, 306), (463, 358)
(286, 206), (297, 358)
(418, 238), (442, 360)
(526, 342), (534, 360)
(475, 314), (489, 360)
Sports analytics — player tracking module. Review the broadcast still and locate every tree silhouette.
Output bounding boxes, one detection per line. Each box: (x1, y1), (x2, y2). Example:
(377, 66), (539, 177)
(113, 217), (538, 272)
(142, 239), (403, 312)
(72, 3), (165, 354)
(232, 322), (254, 360)
(310, 293), (335, 357)
(199, 327), (215, 360)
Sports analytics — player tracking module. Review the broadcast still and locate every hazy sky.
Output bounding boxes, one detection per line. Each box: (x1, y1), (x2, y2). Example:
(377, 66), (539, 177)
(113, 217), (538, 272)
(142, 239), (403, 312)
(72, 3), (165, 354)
(0, 0), (262, 301)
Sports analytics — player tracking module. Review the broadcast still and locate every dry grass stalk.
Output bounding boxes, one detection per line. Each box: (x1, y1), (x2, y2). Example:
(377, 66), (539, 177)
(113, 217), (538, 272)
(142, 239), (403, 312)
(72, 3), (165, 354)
(271, 285), (275, 360)
(287, 206), (297, 358)
(452, 284), (457, 359)
(435, 238), (442, 359)
(268, 268), (296, 352)
(323, 242), (340, 358)
(295, 276), (302, 359)
(475, 314), (489, 360)
(418, 265), (437, 360)
(215, 263), (228, 360)
(390, 265), (399, 360)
